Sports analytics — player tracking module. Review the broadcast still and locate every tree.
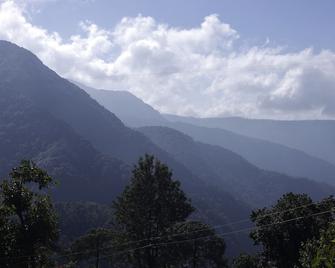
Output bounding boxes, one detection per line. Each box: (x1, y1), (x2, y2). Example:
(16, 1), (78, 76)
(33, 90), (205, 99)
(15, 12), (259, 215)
(166, 221), (227, 268)
(0, 160), (58, 267)
(112, 155), (195, 267)
(299, 222), (335, 268)
(232, 253), (262, 268)
(250, 193), (335, 268)
(69, 228), (115, 268)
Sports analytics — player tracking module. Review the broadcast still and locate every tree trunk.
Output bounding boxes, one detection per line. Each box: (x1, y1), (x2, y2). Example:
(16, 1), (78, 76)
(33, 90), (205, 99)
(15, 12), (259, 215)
(96, 237), (100, 268)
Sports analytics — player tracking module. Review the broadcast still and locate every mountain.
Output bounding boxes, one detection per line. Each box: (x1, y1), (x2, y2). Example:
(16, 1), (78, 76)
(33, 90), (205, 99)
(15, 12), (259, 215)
(164, 115), (335, 166)
(0, 82), (129, 202)
(77, 82), (167, 127)
(138, 126), (334, 208)
(0, 40), (171, 164)
(79, 82), (335, 186)
(167, 122), (335, 186)
(0, 41), (257, 255)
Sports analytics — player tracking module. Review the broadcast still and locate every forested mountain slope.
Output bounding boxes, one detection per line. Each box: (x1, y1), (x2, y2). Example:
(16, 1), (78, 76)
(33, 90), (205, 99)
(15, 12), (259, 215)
(167, 122), (335, 186)
(139, 126), (334, 207)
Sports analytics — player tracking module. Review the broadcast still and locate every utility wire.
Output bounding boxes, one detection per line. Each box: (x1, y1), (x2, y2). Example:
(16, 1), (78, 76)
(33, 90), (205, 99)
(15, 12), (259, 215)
(58, 199), (330, 259)
(90, 208), (335, 263)
(2, 205), (333, 263)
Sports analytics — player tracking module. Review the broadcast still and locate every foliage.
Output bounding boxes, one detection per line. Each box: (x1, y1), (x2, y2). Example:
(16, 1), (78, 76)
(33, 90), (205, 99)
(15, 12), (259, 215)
(250, 193), (335, 268)
(69, 228), (115, 268)
(0, 160), (58, 267)
(112, 154), (195, 267)
(165, 221), (227, 267)
(232, 253), (262, 268)
(56, 202), (113, 243)
(299, 222), (335, 268)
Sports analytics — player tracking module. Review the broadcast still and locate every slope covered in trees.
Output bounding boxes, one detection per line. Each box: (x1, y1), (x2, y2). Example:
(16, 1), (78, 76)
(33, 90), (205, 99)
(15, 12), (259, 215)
(138, 126), (334, 207)
(0, 40), (165, 164)
(167, 122), (335, 186)
(1, 161), (334, 267)
(0, 86), (129, 202)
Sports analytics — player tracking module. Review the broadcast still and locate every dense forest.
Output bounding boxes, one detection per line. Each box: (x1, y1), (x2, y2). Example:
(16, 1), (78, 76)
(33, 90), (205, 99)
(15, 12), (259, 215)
(0, 158), (334, 268)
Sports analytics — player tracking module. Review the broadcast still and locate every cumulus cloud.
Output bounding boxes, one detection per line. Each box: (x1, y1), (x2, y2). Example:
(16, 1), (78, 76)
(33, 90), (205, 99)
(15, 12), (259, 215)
(0, 0), (334, 119)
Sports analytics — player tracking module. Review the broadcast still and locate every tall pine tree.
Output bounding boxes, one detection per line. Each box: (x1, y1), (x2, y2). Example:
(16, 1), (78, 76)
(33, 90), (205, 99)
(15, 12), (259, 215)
(113, 155), (194, 267)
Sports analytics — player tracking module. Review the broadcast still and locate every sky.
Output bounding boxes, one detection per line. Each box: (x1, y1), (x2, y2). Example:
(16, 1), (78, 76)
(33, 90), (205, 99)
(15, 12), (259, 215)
(0, 0), (335, 119)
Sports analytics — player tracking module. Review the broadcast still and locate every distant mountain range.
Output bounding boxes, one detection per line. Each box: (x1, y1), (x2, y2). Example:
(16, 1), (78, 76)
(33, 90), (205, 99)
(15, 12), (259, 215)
(138, 126), (332, 207)
(81, 82), (335, 186)
(165, 114), (335, 166)
(1, 40), (334, 255)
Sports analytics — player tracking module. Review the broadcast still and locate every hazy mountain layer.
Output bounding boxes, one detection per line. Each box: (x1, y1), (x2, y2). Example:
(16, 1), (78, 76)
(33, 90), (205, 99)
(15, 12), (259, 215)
(165, 115), (335, 165)
(79, 83), (167, 127)
(139, 126), (334, 207)
(79, 81), (335, 186)
(167, 122), (335, 186)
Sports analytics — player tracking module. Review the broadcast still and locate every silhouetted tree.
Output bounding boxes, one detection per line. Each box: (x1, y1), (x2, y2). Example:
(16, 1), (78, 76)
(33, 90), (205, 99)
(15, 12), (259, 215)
(0, 160), (58, 267)
(299, 222), (335, 268)
(113, 155), (195, 267)
(232, 253), (262, 268)
(166, 221), (227, 268)
(250, 193), (335, 267)
(70, 228), (114, 268)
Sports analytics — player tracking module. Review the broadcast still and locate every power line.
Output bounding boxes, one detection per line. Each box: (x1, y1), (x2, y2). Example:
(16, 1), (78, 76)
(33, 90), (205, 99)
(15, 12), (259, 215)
(92, 208), (335, 263)
(2, 205), (333, 264)
(49, 200), (326, 260)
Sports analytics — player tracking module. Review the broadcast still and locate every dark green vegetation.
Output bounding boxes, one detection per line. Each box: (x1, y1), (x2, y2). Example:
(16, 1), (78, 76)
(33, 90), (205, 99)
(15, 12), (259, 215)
(231, 195), (335, 268)
(0, 161), (58, 267)
(1, 161), (334, 268)
(249, 193), (335, 267)
(110, 155), (227, 268)
(0, 158), (228, 268)
(299, 222), (335, 268)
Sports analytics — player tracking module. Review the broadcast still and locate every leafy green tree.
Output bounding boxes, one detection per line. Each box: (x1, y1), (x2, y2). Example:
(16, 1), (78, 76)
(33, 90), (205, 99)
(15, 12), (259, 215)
(69, 228), (115, 268)
(112, 155), (195, 268)
(0, 160), (58, 267)
(250, 193), (335, 268)
(232, 253), (262, 268)
(299, 222), (335, 268)
(166, 221), (227, 268)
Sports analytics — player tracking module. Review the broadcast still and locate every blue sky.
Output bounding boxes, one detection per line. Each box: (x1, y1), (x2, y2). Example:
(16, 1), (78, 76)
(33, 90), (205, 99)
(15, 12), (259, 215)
(0, 0), (334, 119)
(32, 0), (335, 51)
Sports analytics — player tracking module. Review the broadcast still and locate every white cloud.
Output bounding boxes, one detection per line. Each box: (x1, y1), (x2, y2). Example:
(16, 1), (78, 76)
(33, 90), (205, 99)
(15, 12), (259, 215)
(0, 0), (335, 119)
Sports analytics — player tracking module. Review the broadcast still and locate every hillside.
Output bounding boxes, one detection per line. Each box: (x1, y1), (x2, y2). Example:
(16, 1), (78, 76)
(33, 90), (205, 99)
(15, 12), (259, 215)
(139, 126), (334, 207)
(79, 82), (335, 185)
(168, 122), (335, 186)
(78, 83), (167, 127)
(0, 87), (129, 202)
(165, 115), (335, 165)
